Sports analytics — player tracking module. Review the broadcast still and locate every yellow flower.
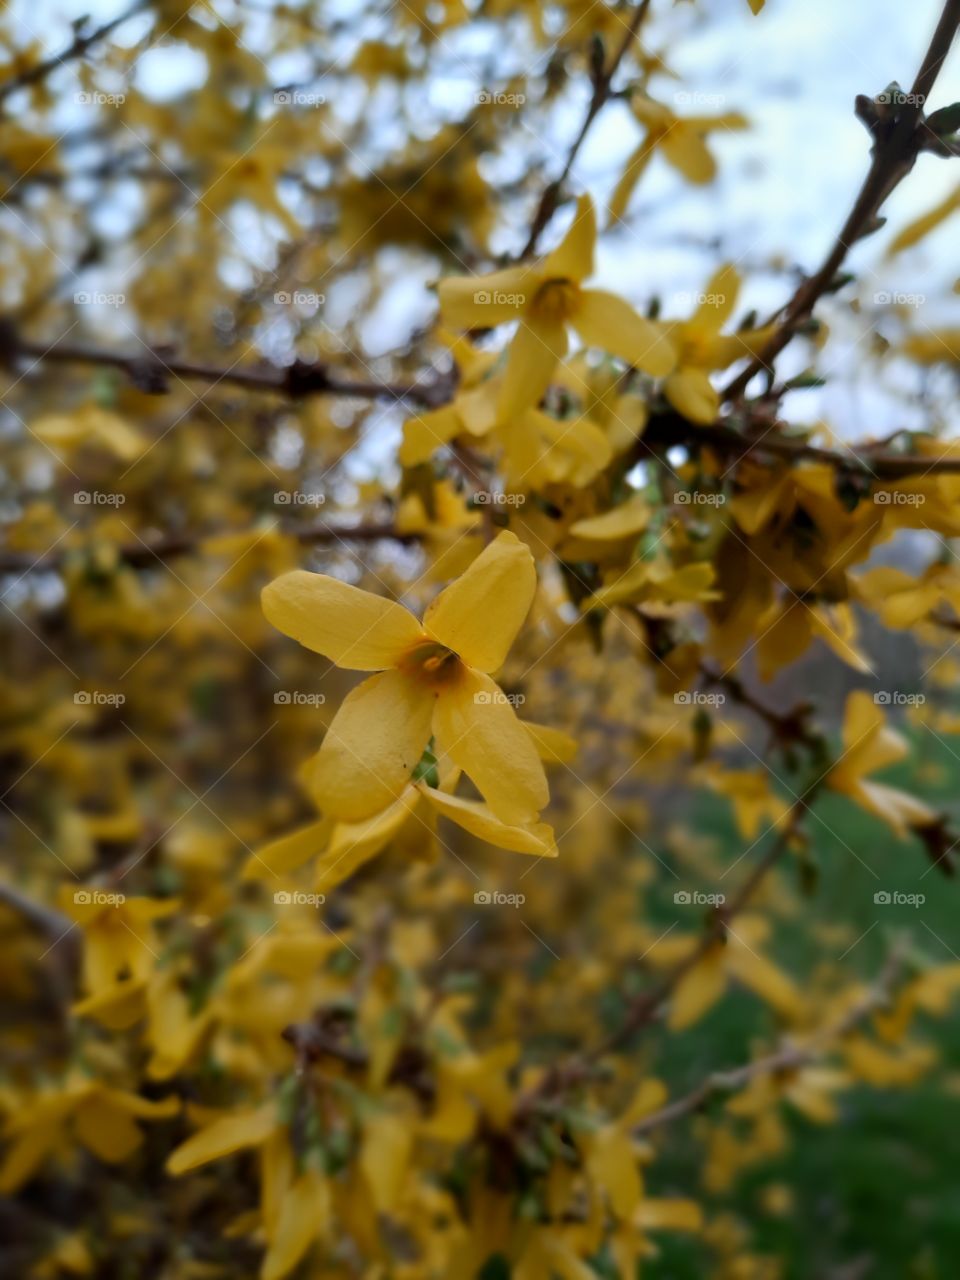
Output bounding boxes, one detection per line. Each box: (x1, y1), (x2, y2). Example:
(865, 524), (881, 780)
(660, 265), (776, 424)
(826, 692), (934, 836)
(0, 1077), (177, 1193)
(262, 531), (548, 825)
(610, 97), (748, 222)
(438, 194), (675, 420)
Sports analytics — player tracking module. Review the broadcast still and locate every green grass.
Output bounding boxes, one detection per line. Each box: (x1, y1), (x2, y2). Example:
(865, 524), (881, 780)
(638, 729), (960, 1279)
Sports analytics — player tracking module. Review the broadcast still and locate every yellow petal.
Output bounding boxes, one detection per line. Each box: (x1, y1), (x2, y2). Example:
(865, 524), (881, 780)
(420, 784), (557, 856)
(423, 530), (536, 671)
(399, 405), (462, 466)
(609, 142), (655, 223)
(576, 289), (675, 377)
(166, 1107), (276, 1175)
(433, 670), (548, 824)
(499, 315), (569, 419)
(262, 1168), (329, 1280)
(569, 494), (651, 540)
(361, 1112), (414, 1214)
(310, 671), (434, 821)
(244, 818), (331, 881)
(543, 193), (596, 282)
(663, 367), (719, 424)
(693, 264), (741, 332)
(74, 1098), (143, 1163)
(438, 266), (536, 329)
(262, 572), (423, 671)
(583, 1124), (642, 1218)
(661, 128), (716, 184)
(668, 949), (726, 1030)
(523, 721), (578, 765)
(316, 790), (419, 890)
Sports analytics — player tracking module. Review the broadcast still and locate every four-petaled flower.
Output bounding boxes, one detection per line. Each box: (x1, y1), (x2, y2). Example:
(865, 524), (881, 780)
(262, 531), (548, 826)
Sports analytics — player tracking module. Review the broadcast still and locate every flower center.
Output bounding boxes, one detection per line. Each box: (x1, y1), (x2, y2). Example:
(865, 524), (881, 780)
(397, 639), (463, 689)
(531, 278), (579, 325)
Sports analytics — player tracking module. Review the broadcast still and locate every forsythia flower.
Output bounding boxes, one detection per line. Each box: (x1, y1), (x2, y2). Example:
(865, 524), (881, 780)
(826, 692), (935, 836)
(438, 194), (675, 421)
(262, 531), (548, 825)
(609, 97), (748, 222)
(660, 265), (775, 424)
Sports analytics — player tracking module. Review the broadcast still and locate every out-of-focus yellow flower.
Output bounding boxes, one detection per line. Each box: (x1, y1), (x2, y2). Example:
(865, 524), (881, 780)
(660, 265), (775, 424)
(610, 96), (748, 221)
(438, 194), (675, 420)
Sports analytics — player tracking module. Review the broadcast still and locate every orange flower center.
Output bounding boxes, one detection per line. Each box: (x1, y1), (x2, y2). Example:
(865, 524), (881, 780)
(531, 278), (579, 325)
(397, 639), (464, 689)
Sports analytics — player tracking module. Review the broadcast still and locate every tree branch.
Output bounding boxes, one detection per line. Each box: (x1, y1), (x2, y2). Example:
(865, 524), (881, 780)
(722, 0), (960, 402)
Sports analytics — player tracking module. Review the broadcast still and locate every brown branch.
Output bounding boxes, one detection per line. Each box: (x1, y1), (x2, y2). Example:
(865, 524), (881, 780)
(518, 0), (653, 259)
(722, 0), (960, 402)
(0, 520), (420, 575)
(0, 0), (152, 108)
(5, 333), (434, 405)
(633, 942), (905, 1135)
